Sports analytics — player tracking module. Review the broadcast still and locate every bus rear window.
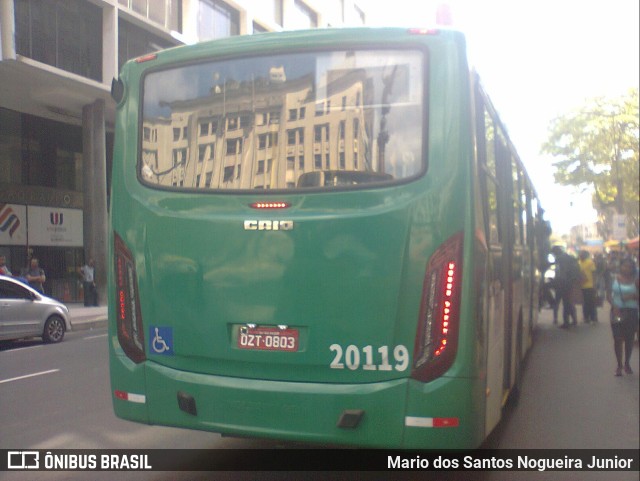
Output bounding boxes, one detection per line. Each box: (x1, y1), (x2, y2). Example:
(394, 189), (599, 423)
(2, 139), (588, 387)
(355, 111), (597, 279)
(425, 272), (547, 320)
(140, 49), (425, 191)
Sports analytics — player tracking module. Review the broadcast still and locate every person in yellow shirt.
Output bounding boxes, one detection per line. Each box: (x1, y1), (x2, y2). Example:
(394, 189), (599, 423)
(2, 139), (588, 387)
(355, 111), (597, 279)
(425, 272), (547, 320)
(579, 250), (598, 323)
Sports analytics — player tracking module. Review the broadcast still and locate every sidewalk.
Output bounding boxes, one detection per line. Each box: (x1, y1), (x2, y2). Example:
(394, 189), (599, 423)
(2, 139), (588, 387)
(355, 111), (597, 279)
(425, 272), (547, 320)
(492, 301), (639, 450)
(66, 303), (107, 331)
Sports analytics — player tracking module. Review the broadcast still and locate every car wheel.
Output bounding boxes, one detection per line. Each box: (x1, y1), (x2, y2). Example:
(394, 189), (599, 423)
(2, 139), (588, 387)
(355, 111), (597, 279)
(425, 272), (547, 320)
(43, 315), (66, 343)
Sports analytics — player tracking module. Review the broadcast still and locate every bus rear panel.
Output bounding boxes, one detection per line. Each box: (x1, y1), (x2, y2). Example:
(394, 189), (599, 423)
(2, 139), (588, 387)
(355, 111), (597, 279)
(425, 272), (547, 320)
(109, 28), (532, 449)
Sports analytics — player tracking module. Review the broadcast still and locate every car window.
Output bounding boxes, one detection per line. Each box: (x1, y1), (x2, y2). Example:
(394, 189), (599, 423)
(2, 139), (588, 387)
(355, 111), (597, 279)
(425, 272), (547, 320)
(0, 280), (31, 300)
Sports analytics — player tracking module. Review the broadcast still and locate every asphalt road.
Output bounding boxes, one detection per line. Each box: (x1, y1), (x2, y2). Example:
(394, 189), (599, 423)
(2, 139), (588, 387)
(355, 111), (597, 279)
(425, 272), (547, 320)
(0, 305), (637, 481)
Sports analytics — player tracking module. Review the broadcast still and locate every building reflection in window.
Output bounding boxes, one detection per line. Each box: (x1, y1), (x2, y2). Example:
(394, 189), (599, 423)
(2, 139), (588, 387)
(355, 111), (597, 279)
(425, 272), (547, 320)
(141, 49), (425, 191)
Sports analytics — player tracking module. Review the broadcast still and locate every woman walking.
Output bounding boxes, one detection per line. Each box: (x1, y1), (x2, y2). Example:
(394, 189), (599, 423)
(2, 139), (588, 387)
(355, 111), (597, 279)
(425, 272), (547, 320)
(606, 257), (639, 376)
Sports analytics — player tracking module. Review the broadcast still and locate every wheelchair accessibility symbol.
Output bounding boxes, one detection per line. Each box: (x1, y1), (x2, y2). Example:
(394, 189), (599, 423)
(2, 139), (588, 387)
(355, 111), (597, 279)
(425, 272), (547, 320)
(150, 326), (173, 355)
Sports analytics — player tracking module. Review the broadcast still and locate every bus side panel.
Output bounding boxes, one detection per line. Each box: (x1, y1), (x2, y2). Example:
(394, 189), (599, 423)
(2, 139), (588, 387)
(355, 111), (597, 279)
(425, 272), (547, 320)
(403, 378), (482, 449)
(109, 352), (150, 424)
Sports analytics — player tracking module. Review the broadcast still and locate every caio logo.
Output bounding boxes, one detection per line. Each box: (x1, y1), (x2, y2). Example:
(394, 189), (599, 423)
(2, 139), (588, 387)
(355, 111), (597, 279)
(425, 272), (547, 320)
(50, 212), (64, 226)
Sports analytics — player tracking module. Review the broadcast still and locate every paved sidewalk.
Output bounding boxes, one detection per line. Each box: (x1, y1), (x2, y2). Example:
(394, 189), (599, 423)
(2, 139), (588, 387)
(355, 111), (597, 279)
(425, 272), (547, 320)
(67, 303), (107, 331)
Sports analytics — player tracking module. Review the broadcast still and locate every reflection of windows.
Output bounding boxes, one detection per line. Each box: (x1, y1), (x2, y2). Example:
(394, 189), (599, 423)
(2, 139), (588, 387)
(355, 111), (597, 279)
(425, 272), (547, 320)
(226, 139), (242, 155)
(314, 124), (329, 142)
(482, 107), (500, 245)
(223, 166), (234, 182)
(141, 49), (424, 191)
(259, 133), (277, 149)
(172, 148), (187, 166)
(143, 150), (158, 169)
(287, 128), (304, 145)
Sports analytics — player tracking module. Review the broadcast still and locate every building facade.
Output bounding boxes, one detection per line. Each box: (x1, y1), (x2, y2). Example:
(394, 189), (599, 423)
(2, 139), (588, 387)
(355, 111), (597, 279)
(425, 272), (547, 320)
(0, 0), (367, 303)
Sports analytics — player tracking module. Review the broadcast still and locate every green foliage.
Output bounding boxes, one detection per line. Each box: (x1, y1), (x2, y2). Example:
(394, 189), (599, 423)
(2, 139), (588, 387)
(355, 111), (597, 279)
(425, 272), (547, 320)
(542, 89), (639, 236)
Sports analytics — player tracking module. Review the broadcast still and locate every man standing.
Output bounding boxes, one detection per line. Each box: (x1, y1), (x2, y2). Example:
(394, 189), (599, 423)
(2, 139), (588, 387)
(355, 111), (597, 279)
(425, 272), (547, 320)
(26, 258), (46, 294)
(79, 259), (98, 306)
(0, 255), (12, 276)
(579, 250), (598, 323)
(551, 246), (579, 328)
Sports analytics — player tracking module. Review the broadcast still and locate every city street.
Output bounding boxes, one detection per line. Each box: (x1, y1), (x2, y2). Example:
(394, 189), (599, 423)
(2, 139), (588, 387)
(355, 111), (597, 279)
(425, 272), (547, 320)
(0, 305), (637, 480)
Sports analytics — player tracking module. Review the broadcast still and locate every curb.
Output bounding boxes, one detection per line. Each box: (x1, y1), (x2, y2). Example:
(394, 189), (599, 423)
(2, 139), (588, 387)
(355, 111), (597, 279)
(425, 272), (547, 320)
(70, 318), (108, 332)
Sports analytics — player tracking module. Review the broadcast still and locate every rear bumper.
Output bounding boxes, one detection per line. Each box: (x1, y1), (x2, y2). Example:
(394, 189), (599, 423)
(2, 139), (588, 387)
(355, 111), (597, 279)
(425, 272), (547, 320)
(111, 358), (481, 448)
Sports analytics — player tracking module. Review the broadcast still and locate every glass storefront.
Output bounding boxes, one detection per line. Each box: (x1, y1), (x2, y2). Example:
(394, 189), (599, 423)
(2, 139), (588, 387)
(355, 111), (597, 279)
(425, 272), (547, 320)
(0, 108), (86, 302)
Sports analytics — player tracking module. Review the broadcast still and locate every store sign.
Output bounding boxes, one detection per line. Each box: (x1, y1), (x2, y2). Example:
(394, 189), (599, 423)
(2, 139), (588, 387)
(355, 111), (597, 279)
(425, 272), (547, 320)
(612, 214), (627, 241)
(28, 206), (83, 247)
(0, 204), (27, 246)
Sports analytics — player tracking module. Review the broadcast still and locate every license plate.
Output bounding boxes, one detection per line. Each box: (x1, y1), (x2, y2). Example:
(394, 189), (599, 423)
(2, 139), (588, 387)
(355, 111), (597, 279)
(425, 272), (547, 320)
(237, 326), (299, 352)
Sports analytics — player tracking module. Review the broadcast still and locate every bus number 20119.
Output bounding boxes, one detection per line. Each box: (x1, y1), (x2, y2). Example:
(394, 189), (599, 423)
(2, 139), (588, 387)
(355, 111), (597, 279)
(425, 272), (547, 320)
(329, 344), (409, 371)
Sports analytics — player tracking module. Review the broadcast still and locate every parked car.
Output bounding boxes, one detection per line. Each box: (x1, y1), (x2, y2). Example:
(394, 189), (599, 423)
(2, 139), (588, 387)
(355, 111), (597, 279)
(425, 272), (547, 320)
(0, 274), (71, 343)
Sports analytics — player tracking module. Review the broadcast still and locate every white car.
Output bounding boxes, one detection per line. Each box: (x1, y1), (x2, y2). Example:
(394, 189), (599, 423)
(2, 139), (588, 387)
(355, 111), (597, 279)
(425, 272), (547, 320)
(0, 275), (71, 343)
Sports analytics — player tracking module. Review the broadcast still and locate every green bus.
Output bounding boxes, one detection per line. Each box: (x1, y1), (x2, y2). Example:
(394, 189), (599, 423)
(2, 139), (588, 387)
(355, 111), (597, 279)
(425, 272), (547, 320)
(109, 27), (546, 449)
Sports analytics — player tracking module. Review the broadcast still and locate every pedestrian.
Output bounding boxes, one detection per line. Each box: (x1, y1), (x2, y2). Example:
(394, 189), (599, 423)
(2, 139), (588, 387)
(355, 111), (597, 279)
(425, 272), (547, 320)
(606, 257), (639, 376)
(551, 245), (579, 328)
(0, 255), (12, 276)
(578, 250), (598, 323)
(79, 258), (98, 306)
(594, 253), (606, 307)
(25, 257), (46, 294)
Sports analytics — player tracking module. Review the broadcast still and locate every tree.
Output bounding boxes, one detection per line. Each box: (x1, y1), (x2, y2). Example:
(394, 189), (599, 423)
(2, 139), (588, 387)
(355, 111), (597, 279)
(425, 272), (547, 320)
(541, 89), (639, 238)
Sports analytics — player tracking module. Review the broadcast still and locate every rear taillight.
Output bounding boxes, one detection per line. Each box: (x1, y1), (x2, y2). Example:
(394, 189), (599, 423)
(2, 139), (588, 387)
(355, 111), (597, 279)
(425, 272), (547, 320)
(412, 232), (463, 382)
(114, 232), (145, 363)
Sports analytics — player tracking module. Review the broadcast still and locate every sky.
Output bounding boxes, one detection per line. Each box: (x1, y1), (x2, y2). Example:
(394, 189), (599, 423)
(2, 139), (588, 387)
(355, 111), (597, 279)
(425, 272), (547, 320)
(359, 0), (640, 236)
